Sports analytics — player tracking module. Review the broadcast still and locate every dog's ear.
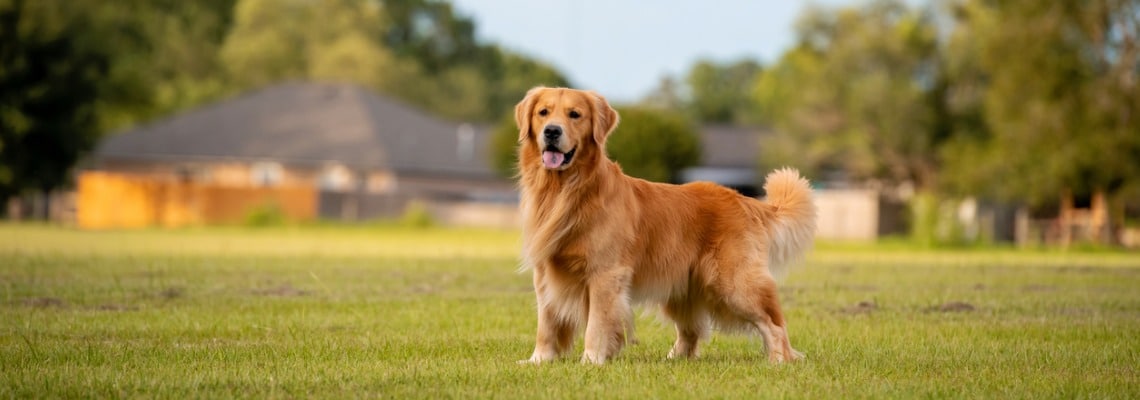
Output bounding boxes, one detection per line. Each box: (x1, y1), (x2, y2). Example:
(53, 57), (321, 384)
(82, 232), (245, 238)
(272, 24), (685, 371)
(515, 87), (544, 143)
(590, 91), (619, 145)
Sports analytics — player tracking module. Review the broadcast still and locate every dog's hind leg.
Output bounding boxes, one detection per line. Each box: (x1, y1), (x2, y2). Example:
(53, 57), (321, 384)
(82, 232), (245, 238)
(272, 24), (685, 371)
(663, 298), (710, 359)
(523, 300), (578, 364)
(724, 271), (802, 363)
(625, 305), (639, 345)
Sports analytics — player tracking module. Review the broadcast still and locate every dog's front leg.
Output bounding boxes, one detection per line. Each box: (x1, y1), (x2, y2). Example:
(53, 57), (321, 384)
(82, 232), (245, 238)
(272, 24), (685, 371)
(582, 268), (632, 365)
(522, 268), (576, 364)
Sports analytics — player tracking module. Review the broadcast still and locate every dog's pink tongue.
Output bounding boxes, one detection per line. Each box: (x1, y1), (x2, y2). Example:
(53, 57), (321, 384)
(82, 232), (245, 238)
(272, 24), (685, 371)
(542, 151), (564, 169)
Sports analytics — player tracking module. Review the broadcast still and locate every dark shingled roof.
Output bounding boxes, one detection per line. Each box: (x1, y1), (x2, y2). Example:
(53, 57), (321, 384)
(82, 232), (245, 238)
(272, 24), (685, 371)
(698, 124), (769, 168)
(96, 82), (496, 179)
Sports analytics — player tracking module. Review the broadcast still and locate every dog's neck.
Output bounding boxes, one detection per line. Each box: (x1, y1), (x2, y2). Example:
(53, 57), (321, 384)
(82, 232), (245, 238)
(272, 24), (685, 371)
(517, 143), (616, 200)
(517, 145), (622, 268)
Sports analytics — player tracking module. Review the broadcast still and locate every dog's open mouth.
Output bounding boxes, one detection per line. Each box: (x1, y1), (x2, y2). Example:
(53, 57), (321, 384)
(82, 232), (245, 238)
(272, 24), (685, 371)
(542, 147), (576, 169)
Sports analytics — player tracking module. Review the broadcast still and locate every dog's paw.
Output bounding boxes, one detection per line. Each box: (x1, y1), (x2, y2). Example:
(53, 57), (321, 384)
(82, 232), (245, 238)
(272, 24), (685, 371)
(518, 351), (559, 365)
(667, 349), (699, 360)
(787, 348), (806, 362)
(580, 351), (607, 365)
(768, 348), (805, 364)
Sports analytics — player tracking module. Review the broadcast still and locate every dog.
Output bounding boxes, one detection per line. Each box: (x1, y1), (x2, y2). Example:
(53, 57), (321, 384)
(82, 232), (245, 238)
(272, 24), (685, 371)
(514, 87), (816, 365)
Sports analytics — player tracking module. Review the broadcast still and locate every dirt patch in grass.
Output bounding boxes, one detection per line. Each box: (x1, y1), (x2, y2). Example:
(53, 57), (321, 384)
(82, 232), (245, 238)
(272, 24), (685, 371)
(836, 284), (880, 292)
(927, 301), (976, 313)
(22, 297), (66, 308)
(96, 303), (140, 312)
(252, 283), (310, 297)
(839, 300), (878, 315)
(1054, 265), (1140, 275)
(159, 287), (185, 299)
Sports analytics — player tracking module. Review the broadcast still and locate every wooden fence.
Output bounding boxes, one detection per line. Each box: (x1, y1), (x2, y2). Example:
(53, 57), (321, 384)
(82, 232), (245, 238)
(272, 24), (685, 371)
(76, 171), (316, 229)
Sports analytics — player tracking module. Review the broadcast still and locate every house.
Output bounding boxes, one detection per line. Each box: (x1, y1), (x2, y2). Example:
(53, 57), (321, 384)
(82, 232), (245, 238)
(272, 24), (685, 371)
(679, 124), (764, 196)
(82, 81), (895, 238)
(83, 81), (515, 228)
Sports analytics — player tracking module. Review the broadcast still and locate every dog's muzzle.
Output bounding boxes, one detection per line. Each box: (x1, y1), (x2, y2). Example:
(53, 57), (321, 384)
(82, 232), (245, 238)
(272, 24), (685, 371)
(540, 124), (574, 169)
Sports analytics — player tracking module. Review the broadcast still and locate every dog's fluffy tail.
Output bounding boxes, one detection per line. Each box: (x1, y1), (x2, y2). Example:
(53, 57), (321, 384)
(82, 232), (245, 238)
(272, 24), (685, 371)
(761, 168), (816, 281)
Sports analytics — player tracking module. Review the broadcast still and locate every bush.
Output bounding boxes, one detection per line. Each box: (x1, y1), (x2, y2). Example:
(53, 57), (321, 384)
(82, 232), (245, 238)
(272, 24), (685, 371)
(243, 202), (287, 227)
(400, 202), (435, 228)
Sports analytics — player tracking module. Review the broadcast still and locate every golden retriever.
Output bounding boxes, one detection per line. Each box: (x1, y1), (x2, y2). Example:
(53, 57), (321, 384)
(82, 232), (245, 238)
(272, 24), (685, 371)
(514, 87), (816, 364)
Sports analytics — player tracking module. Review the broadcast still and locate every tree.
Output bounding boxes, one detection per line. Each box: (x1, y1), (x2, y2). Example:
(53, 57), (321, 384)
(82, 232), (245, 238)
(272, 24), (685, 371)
(379, 0), (480, 74)
(607, 107), (702, 182)
(685, 59), (763, 124)
(490, 106), (701, 183)
(478, 46), (569, 122)
(940, 0), (1140, 242)
(753, 0), (945, 191)
(221, 0), (339, 88)
(639, 75), (686, 112)
(639, 59), (763, 124)
(219, 0), (568, 122)
(489, 112), (520, 178)
(104, 0), (234, 128)
(1, 0), (238, 214)
(0, 0), (112, 209)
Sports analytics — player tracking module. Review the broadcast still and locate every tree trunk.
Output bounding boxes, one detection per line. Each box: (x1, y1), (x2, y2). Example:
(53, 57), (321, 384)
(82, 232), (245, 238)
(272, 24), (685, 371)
(1090, 189), (1108, 244)
(1059, 189), (1073, 248)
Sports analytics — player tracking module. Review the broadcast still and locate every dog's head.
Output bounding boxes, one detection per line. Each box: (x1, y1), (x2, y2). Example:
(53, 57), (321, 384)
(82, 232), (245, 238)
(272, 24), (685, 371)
(515, 87), (619, 171)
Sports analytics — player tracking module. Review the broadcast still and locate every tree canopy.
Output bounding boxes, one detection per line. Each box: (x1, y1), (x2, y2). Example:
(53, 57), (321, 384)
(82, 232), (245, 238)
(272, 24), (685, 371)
(1, 0), (568, 209)
(219, 0), (568, 122)
(940, 0), (1140, 207)
(640, 58), (764, 125)
(753, 1), (945, 190)
(734, 0), (1140, 242)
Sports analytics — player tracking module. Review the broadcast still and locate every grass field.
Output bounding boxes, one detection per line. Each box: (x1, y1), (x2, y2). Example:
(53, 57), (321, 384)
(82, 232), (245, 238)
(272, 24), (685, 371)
(2, 224), (1138, 398)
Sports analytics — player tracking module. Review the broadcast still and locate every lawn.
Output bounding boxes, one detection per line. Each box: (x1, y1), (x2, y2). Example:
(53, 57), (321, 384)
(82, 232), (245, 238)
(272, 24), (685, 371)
(1, 224), (1138, 398)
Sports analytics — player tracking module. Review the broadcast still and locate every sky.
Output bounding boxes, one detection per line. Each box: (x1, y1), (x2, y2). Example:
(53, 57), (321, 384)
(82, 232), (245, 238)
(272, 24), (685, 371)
(449, 0), (874, 103)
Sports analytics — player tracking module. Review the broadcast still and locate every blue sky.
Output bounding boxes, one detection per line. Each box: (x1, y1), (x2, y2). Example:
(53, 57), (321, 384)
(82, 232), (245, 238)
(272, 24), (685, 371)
(450, 0), (881, 103)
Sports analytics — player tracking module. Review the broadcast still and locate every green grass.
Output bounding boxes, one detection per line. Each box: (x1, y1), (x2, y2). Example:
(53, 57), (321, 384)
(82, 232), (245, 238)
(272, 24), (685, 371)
(2, 223), (1138, 399)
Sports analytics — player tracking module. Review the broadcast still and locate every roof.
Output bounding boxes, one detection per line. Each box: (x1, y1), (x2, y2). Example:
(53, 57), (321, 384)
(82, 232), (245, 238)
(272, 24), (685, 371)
(96, 82), (497, 179)
(698, 124), (769, 168)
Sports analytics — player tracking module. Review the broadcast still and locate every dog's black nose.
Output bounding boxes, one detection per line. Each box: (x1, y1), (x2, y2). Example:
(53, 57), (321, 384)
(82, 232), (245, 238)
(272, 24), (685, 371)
(543, 125), (562, 141)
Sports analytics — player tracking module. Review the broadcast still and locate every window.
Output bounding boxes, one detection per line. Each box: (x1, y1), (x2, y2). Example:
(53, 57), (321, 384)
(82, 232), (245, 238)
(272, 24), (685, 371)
(457, 123), (475, 161)
(319, 164), (353, 191)
(250, 162), (284, 187)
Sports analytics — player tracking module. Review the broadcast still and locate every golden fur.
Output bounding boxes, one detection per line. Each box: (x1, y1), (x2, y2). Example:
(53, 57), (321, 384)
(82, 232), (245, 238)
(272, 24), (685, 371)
(515, 87), (816, 364)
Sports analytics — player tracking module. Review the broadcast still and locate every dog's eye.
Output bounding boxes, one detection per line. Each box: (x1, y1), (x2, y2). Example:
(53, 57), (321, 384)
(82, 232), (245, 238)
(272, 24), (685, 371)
(538, 109), (549, 117)
(568, 110), (581, 119)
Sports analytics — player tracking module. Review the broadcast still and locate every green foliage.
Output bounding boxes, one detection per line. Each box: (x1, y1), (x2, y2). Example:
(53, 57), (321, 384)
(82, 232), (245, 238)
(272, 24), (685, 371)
(489, 112), (520, 178)
(939, 0), (1140, 207)
(219, 0), (568, 122)
(0, 0), (110, 203)
(607, 107), (702, 182)
(684, 58), (763, 124)
(2, 225), (1139, 398)
(754, 0), (944, 189)
(399, 201), (435, 228)
(640, 59), (764, 124)
(0, 0), (232, 208)
(242, 202), (287, 227)
(754, 0), (1139, 242)
(488, 106), (702, 183)
(2, 0), (569, 210)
